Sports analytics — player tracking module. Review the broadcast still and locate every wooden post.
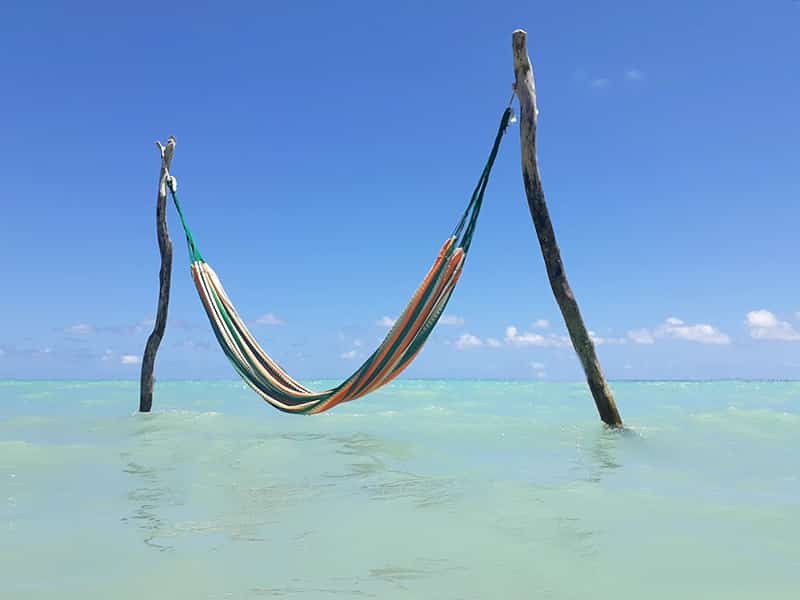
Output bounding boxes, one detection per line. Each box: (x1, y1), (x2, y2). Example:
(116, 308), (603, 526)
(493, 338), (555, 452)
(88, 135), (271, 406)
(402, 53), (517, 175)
(511, 30), (622, 427)
(139, 137), (175, 413)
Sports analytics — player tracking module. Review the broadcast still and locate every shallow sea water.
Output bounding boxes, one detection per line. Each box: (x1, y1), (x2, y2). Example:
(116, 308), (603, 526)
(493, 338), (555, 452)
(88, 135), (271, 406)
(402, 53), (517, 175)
(1, 380), (798, 598)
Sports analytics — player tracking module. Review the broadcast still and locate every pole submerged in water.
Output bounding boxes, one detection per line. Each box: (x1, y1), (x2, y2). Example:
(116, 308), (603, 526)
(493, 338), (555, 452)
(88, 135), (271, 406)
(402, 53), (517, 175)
(511, 30), (623, 427)
(139, 137), (176, 413)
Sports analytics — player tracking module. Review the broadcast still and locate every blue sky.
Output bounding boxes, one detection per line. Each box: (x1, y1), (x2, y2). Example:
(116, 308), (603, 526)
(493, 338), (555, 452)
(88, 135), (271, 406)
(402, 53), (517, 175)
(1, 1), (798, 381)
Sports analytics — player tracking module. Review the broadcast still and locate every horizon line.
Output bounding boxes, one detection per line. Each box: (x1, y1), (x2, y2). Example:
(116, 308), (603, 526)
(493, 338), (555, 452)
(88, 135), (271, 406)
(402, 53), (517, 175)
(1, 377), (799, 384)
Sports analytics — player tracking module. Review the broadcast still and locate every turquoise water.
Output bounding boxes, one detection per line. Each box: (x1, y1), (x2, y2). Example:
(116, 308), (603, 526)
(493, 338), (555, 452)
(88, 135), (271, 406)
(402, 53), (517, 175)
(1, 380), (798, 598)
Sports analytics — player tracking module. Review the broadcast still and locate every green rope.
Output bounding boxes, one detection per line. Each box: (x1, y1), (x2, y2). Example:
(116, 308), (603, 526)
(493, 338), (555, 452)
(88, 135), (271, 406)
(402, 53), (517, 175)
(453, 107), (513, 253)
(168, 185), (204, 263)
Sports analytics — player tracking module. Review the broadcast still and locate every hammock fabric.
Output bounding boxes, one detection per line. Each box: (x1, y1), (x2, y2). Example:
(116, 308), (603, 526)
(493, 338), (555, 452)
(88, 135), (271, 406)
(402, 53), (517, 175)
(169, 108), (512, 413)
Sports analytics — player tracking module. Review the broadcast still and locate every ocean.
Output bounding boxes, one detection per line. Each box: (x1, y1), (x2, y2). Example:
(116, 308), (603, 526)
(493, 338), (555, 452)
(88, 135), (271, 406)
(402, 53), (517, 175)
(1, 380), (798, 598)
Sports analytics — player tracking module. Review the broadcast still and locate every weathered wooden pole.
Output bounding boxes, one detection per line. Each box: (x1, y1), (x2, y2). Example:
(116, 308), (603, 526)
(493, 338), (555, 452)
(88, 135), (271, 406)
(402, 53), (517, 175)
(511, 30), (622, 427)
(139, 137), (175, 413)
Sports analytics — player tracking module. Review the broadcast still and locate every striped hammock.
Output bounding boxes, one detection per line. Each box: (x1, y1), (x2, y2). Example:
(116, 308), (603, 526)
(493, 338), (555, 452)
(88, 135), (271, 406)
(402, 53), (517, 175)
(170, 108), (512, 413)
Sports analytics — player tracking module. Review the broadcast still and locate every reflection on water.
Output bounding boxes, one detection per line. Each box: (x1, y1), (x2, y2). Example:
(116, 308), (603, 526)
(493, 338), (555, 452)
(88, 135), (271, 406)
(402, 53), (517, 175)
(327, 432), (457, 507)
(586, 428), (624, 482)
(333, 432), (389, 456)
(369, 558), (461, 590)
(249, 582), (378, 597)
(361, 471), (457, 508)
(324, 457), (386, 480)
(121, 457), (176, 552)
(553, 515), (599, 559)
(4, 380), (796, 599)
(570, 425), (638, 484)
(119, 420), (466, 555)
(280, 432), (327, 443)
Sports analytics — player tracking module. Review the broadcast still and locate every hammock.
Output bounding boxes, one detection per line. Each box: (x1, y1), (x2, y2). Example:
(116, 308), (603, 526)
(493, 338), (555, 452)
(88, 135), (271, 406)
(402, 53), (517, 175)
(169, 108), (513, 413)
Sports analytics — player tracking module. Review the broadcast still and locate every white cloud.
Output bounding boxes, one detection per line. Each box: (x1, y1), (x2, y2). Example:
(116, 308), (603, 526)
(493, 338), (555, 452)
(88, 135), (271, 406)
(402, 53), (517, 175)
(256, 313), (284, 326)
(627, 328), (655, 345)
(505, 326), (546, 346)
(658, 317), (730, 344)
(353, 339), (363, 347)
(340, 349), (358, 360)
(628, 317), (731, 345)
(455, 333), (483, 350)
(377, 316), (396, 328)
(65, 323), (95, 335)
(589, 331), (626, 346)
(504, 326), (569, 348)
(625, 68), (644, 81)
(440, 314), (465, 326)
(629, 317), (730, 345)
(530, 361), (546, 378)
(532, 319), (550, 329)
(747, 310), (776, 329)
(591, 78), (610, 89)
(589, 331), (604, 345)
(746, 310), (800, 341)
(486, 338), (502, 348)
(120, 354), (140, 365)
